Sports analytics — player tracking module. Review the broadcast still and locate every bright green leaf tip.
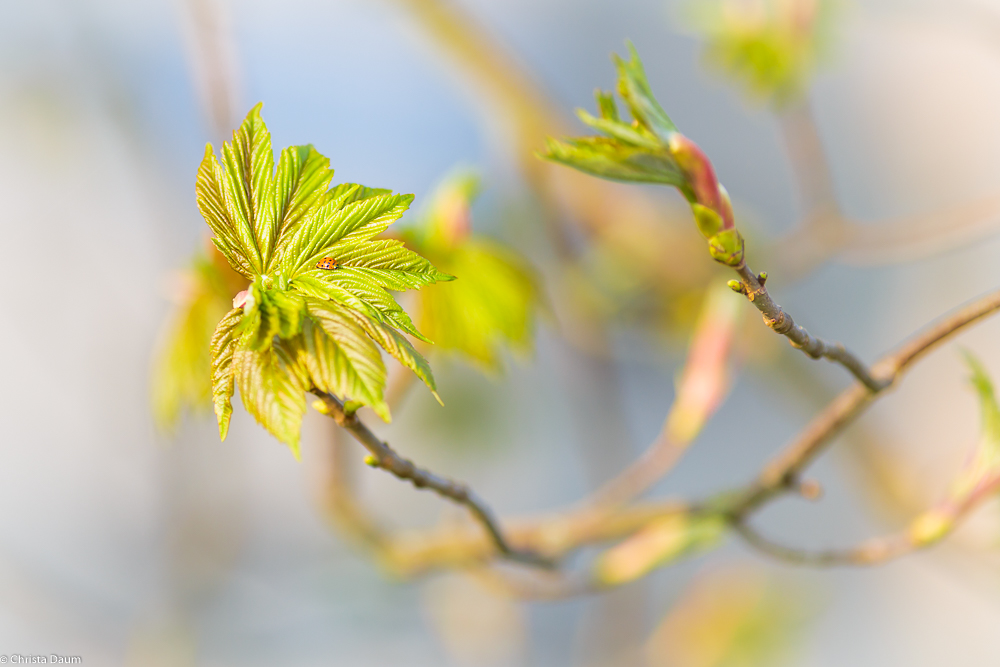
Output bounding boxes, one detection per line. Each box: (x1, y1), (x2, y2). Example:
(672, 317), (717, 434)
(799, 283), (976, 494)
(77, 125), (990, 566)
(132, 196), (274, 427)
(539, 43), (686, 187)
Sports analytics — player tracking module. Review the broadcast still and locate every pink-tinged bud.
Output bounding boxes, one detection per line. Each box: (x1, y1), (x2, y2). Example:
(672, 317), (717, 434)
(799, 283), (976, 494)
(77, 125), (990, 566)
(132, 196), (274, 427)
(232, 289), (251, 310)
(434, 189), (472, 248)
(668, 134), (733, 229)
(717, 184), (735, 229)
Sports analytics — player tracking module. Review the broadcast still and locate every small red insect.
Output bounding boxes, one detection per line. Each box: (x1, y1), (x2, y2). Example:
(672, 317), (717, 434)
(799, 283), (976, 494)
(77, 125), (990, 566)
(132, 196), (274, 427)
(316, 257), (341, 270)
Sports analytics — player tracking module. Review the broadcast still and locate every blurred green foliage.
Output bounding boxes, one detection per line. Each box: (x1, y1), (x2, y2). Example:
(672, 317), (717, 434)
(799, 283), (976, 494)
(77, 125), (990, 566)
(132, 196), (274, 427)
(403, 171), (541, 372)
(681, 0), (840, 107)
(647, 565), (811, 667)
(151, 248), (247, 430)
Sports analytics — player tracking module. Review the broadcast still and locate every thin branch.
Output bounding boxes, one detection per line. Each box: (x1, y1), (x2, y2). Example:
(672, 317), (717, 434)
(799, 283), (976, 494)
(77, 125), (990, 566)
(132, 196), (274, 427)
(731, 285), (1000, 516)
(312, 391), (554, 569)
(732, 521), (913, 567)
(178, 0), (242, 139)
(778, 100), (841, 225)
(734, 473), (1000, 568)
(730, 262), (887, 391)
(385, 498), (698, 579)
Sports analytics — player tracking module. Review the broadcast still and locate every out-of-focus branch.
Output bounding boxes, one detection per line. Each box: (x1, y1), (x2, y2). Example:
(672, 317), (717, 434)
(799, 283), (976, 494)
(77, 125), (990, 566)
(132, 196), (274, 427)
(312, 391), (553, 568)
(588, 284), (740, 508)
(734, 473), (1000, 567)
(779, 100), (841, 225)
(837, 193), (1000, 265)
(384, 498), (698, 579)
(775, 192), (1000, 275)
(178, 0), (242, 139)
(318, 426), (391, 555)
(732, 520), (912, 566)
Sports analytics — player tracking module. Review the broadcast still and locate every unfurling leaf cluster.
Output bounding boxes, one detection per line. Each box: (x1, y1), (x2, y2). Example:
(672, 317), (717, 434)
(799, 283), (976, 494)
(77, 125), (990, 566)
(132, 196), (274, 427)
(541, 43), (745, 267)
(402, 171), (541, 372)
(199, 104), (451, 456)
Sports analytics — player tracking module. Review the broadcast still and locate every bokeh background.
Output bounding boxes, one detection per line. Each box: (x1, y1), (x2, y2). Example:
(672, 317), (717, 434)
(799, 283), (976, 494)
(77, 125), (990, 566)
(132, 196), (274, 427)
(3, 0), (1000, 665)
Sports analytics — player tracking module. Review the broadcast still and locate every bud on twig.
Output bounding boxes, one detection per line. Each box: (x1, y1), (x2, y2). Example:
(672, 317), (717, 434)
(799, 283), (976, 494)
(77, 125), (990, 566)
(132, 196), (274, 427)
(708, 229), (745, 267)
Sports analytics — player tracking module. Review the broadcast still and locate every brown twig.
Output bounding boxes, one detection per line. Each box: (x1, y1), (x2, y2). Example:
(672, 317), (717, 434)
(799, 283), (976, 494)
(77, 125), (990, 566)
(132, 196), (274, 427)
(730, 285), (1000, 518)
(312, 391), (554, 569)
(730, 262), (887, 391)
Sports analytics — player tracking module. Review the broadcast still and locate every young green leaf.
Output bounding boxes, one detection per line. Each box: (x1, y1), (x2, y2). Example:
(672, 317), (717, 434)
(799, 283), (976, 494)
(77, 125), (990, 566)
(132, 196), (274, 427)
(543, 136), (686, 186)
(300, 299), (390, 422)
(612, 41), (679, 140)
(346, 309), (440, 403)
(221, 102), (274, 269)
(211, 307), (243, 440)
(541, 44), (742, 264)
(292, 270), (428, 340)
(233, 336), (309, 456)
(190, 104), (449, 452)
(267, 145), (335, 271)
(539, 46), (690, 190)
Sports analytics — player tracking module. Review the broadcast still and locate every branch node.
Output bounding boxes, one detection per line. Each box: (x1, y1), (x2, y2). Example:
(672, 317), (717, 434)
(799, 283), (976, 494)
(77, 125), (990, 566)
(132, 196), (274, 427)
(765, 311), (794, 335)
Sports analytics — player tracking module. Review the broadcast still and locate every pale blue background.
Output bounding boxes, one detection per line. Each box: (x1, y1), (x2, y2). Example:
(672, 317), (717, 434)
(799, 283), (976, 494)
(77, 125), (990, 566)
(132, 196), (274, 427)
(2, 0), (1000, 665)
